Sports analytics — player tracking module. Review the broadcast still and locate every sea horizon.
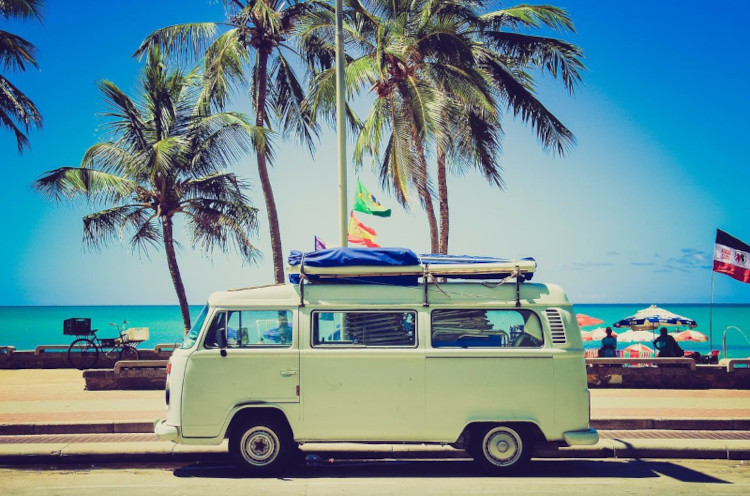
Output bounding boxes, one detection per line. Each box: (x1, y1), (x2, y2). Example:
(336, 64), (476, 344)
(2, 303), (749, 359)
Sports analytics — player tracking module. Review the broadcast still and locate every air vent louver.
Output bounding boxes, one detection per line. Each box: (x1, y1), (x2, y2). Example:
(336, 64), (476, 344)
(545, 309), (567, 344)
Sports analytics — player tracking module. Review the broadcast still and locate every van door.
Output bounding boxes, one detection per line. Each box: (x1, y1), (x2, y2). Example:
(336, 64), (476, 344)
(425, 308), (555, 440)
(298, 309), (425, 441)
(181, 309), (299, 438)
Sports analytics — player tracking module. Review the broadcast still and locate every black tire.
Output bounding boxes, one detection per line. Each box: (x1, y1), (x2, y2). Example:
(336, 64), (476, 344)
(68, 338), (98, 370)
(119, 345), (139, 361)
(229, 416), (293, 475)
(471, 424), (531, 475)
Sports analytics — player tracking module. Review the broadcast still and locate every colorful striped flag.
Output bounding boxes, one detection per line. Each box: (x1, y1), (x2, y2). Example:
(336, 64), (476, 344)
(348, 212), (380, 247)
(714, 229), (750, 284)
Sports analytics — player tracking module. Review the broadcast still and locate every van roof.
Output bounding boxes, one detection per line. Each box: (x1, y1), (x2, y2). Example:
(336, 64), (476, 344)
(208, 281), (570, 308)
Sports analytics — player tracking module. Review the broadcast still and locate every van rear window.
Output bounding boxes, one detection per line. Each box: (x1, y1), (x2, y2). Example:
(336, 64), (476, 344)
(313, 311), (416, 347)
(431, 309), (544, 348)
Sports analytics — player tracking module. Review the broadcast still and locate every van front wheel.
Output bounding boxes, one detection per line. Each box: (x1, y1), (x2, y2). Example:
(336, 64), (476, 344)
(230, 417), (291, 475)
(471, 425), (531, 475)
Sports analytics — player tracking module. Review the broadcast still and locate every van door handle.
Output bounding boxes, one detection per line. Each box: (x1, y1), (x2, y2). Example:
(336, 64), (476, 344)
(280, 370), (298, 377)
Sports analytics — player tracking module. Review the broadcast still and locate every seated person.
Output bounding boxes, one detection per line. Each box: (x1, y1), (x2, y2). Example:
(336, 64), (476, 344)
(653, 327), (682, 357)
(599, 327), (617, 357)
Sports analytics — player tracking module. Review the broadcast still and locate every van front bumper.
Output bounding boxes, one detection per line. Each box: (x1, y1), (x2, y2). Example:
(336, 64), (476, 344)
(154, 418), (179, 442)
(563, 428), (599, 446)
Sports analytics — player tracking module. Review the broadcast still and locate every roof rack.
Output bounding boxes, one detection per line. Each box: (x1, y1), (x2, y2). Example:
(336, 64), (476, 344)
(287, 248), (536, 307)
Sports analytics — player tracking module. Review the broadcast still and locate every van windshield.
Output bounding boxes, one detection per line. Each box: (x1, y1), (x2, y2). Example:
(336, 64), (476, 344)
(182, 304), (209, 349)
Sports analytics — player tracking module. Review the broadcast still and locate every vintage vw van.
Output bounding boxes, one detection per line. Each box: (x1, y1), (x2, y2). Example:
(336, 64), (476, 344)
(155, 248), (598, 474)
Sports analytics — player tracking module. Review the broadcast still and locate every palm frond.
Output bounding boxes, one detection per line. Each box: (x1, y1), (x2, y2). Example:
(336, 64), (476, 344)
(33, 167), (140, 204)
(133, 23), (218, 62)
(0, 30), (38, 72)
(97, 80), (149, 152)
(480, 5), (576, 33)
(480, 31), (585, 92)
(82, 204), (151, 251)
(187, 112), (260, 175)
(0, 0), (44, 21)
(478, 48), (576, 155)
(270, 52), (319, 153)
(184, 197), (261, 265)
(199, 29), (248, 112)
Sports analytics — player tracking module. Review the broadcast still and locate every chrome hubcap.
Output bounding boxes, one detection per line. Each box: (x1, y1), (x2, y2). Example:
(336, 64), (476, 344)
(484, 427), (521, 466)
(241, 427), (279, 465)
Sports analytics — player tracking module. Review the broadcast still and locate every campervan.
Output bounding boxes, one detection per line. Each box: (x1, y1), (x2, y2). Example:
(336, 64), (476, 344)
(155, 248), (598, 474)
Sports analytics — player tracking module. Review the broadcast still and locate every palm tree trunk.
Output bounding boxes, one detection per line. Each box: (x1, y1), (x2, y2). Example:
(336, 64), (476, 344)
(437, 144), (449, 255)
(416, 148), (439, 253)
(162, 216), (192, 334)
(255, 48), (285, 284)
(399, 88), (439, 253)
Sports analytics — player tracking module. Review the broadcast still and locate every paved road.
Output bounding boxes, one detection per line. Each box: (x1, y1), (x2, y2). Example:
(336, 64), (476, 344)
(1, 458), (749, 495)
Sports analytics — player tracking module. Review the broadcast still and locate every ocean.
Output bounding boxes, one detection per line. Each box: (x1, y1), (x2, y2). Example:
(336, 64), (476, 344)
(1, 303), (749, 359)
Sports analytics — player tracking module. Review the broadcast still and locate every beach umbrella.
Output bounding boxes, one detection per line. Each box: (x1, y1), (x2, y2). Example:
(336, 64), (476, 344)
(582, 327), (616, 341)
(576, 313), (604, 327)
(613, 304), (697, 331)
(673, 330), (708, 342)
(623, 343), (653, 356)
(616, 329), (656, 343)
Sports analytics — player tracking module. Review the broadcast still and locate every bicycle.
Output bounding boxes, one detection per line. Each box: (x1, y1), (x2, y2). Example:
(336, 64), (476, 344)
(65, 318), (142, 370)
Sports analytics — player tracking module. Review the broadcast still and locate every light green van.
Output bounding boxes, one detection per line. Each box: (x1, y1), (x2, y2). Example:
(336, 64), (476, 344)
(155, 252), (598, 475)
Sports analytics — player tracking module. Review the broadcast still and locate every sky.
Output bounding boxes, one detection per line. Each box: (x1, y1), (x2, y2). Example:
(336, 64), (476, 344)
(1, 0), (749, 306)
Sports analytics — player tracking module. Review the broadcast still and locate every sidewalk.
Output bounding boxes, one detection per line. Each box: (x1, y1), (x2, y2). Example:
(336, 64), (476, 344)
(1, 369), (749, 464)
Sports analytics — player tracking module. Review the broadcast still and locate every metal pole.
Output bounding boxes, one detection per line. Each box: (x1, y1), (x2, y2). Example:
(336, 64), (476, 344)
(335, 0), (348, 247)
(709, 270), (715, 351)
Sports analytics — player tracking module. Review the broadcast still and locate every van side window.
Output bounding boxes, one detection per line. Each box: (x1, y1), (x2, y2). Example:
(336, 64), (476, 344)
(204, 310), (293, 348)
(313, 311), (416, 347)
(431, 309), (544, 348)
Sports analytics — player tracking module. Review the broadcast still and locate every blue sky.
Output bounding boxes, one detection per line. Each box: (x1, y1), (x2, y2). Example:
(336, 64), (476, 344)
(2, 0), (749, 306)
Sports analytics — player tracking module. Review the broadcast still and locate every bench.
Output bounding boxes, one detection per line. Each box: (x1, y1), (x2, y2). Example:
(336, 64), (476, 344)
(586, 357), (696, 371)
(154, 343), (181, 353)
(113, 360), (168, 375)
(719, 358), (750, 372)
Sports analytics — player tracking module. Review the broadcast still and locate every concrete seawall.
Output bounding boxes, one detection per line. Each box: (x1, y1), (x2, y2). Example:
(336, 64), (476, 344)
(0, 348), (175, 370)
(1, 348), (748, 390)
(587, 364), (750, 389)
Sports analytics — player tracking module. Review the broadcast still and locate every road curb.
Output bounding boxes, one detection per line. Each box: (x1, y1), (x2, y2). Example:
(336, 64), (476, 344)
(591, 418), (750, 430)
(0, 422), (154, 436)
(1, 446), (749, 466)
(3, 419), (750, 436)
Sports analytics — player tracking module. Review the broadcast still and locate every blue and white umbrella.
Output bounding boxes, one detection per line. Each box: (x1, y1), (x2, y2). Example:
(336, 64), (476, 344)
(613, 305), (697, 331)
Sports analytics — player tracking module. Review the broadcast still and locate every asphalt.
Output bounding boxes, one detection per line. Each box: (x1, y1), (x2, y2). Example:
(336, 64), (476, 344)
(1, 369), (749, 465)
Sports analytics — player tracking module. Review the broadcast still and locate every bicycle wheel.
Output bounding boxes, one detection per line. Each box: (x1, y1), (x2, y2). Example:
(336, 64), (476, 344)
(68, 338), (98, 370)
(119, 345), (139, 361)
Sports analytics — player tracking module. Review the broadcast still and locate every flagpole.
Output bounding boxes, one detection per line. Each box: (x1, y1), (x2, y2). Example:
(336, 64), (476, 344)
(709, 270), (715, 351)
(335, 0), (348, 247)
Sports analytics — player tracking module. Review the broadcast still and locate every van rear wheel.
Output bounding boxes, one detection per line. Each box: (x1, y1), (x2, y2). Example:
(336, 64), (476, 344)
(229, 416), (292, 475)
(471, 425), (531, 475)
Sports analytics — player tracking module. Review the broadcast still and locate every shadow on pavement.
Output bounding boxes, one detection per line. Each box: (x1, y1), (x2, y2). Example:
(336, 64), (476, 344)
(172, 458), (729, 482)
(645, 460), (730, 484)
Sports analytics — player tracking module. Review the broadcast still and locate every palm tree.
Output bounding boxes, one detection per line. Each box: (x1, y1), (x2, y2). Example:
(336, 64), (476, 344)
(305, 0), (490, 253)
(1, 0), (43, 153)
(135, 1), (328, 284)
(33, 49), (263, 333)
(305, 1), (584, 254)
(432, 3), (584, 253)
